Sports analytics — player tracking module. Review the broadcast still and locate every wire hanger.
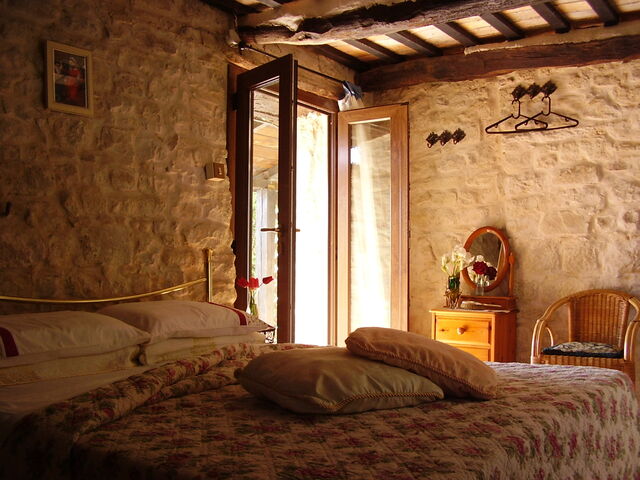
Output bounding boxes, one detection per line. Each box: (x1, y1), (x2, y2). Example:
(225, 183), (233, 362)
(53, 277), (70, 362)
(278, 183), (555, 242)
(485, 86), (548, 134)
(515, 81), (579, 131)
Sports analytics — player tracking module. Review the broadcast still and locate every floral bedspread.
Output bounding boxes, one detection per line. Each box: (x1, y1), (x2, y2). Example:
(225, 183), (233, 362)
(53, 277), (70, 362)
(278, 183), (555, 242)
(1, 343), (639, 480)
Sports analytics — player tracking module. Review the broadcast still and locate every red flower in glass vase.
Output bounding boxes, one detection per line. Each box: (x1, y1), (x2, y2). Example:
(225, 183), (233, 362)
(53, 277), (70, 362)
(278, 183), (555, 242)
(486, 266), (497, 281)
(468, 259), (497, 295)
(472, 261), (488, 276)
(236, 276), (274, 317)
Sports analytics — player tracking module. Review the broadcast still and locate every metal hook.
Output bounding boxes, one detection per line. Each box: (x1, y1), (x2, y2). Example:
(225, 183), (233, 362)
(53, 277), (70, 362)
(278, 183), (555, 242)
(452, 128), (466, 144)
(439, 130), (453, 145)
(426, 132), (439, 148)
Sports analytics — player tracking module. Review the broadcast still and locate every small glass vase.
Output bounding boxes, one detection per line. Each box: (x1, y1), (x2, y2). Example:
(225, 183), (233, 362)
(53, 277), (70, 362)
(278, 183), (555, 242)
(474, 276), (489, 296)
(444, 275), (461, 308)
(248, 291), (259, 317)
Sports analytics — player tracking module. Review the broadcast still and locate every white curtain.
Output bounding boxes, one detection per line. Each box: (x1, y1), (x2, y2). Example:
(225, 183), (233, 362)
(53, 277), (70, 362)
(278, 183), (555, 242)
(349, 121), (391, 331)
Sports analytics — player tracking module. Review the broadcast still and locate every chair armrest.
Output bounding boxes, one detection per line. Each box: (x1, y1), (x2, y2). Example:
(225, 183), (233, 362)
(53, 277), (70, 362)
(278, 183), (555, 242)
(530, 297), (570, 362)
(623, 297), (640, 360)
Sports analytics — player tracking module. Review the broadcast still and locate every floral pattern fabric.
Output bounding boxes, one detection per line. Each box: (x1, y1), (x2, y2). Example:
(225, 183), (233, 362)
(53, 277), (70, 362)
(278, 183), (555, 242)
(542, 341), (623, 358)
(1, 343), (639, 480)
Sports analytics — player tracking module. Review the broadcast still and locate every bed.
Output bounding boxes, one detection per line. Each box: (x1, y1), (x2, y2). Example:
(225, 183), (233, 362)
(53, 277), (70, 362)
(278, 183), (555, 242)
(0, 341), (638, 479)
(0, 255), (638, 479)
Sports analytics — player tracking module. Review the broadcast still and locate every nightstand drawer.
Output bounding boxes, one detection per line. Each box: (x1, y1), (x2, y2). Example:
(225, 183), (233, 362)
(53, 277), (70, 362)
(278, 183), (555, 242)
(434, 318), (490, 346)
(457, 345), (490, 361)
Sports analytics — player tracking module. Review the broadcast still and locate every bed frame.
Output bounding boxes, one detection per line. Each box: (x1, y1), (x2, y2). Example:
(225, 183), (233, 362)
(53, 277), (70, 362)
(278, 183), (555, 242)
(0, 249), (215, 305)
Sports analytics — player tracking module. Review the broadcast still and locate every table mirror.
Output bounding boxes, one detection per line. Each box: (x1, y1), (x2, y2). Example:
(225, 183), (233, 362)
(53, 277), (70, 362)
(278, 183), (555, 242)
(461, 226), (516, 310)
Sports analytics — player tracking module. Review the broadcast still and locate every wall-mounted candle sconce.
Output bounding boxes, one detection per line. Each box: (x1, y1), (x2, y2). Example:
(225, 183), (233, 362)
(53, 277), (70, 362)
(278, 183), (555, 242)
(426, 128), (466, 148)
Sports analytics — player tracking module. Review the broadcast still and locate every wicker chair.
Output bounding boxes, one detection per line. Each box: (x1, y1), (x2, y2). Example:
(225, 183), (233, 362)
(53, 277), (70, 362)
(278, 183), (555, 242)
(531, 289), (640, 383)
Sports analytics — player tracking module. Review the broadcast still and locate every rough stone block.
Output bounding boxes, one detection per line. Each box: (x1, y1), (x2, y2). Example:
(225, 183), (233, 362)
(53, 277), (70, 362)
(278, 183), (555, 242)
(556, 164), (601, 184)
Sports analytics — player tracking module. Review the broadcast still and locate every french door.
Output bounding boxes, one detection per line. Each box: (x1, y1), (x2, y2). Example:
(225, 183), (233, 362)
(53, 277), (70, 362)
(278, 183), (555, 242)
(336, 104), (409, 344)
(234, 55), (298, 343)
(233, 56), (407, 345)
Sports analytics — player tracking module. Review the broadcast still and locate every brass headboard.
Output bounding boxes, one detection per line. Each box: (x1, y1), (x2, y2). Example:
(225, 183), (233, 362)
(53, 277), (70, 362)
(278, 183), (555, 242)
(0, 249), (214, 305)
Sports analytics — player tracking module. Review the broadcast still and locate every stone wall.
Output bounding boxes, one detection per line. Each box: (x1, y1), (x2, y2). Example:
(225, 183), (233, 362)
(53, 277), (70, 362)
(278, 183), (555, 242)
(0, 0), (350, 314)
(371, 59), (640, 362)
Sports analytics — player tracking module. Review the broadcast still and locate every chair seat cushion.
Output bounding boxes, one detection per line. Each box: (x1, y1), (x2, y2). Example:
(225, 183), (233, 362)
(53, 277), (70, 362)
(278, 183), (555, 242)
(542, 341), (623, 358)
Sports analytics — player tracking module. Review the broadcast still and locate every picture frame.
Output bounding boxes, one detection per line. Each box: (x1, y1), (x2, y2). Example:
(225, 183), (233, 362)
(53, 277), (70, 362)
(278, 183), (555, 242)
(45, 40), (93, 116)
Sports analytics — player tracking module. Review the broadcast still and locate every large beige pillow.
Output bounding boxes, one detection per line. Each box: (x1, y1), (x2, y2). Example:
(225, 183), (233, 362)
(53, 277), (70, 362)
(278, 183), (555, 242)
(237, 347), (444, 414)
(345, 327), (498, 400)
(0, 346), (140, 386)
(98, 301), (272, 344)
(0, 311), (150, 368)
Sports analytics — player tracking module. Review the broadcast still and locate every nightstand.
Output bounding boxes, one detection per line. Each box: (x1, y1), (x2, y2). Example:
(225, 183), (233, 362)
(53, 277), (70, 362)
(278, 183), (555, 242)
(430, 307), (516, 362)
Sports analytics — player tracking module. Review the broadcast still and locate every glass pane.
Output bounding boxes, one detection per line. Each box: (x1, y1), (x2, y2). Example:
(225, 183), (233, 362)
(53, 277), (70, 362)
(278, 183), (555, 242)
(295, 105), (329, 345)
(251, 83), (279, 327)
(349, 119), (391, 331)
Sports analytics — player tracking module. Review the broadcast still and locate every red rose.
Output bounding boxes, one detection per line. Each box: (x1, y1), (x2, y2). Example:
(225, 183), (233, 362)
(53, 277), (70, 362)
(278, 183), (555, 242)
(486, 266), (497, 280)
(262, 276), (274, 284)
(248, 277), (260, 289)
(236, 277), (249, 288)
(472, 261), (488, 275)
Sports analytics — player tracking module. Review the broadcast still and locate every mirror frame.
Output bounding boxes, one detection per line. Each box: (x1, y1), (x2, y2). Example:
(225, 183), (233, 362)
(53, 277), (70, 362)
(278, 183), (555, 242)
(461, 226), (511, 293)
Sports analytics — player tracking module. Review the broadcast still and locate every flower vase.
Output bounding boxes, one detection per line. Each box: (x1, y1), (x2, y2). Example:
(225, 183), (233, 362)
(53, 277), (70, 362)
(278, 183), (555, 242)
(248, 291), (259, 317)
(475, 276), (489, 296)
(444, 275), (461, 308)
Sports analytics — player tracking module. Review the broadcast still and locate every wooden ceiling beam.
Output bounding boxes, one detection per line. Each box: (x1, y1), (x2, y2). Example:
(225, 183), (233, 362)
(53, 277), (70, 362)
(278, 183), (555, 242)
(239, 0), (534, 45)
(200, 0), (260, 15)
(387, 31), (442, 56)
(531, 2), (571, 34)
(435, 22), (480, 47)
(356, 34), (640, 90)
(253, 0), (283, 8)
(343, 39), (404, 63)
(480, 12), (523, 40)
(585, 0), (619, 26)
(311, 45), (368, 72)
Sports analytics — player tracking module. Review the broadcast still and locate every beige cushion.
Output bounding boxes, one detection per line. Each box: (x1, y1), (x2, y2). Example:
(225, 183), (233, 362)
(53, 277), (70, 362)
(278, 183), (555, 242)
(98, 301), (272, 344)
(237, 347), (444, 414)
(345, 327), (498, 400)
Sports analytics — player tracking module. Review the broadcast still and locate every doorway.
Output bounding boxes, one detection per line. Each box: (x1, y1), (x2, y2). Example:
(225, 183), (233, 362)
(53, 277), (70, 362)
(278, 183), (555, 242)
(231, 57), (407, 345)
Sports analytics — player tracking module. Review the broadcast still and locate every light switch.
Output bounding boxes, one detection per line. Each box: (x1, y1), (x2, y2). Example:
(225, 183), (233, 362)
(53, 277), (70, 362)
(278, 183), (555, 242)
(205, 162), (226, 181)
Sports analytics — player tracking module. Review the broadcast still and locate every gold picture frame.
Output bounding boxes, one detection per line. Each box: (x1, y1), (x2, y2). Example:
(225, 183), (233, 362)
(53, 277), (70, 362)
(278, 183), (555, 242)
(45, 40), (93, 116)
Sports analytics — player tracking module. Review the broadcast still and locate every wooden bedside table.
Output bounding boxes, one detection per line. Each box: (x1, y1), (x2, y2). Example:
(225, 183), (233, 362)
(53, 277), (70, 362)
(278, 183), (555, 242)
(430, 308), (516, 362)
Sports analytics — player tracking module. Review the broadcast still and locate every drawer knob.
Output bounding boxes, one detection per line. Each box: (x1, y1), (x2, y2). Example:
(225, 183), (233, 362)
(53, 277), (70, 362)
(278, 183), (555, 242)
(456, 327), (467, 335)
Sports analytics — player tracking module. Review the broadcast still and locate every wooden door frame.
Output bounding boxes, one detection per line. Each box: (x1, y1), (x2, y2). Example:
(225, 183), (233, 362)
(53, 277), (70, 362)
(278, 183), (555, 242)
(336, 104), (409, 344)
(228, 58), (339, 344)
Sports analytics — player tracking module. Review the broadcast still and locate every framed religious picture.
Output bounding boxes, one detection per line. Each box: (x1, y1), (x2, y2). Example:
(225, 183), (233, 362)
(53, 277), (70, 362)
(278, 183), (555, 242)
(45, 41), (94, 116)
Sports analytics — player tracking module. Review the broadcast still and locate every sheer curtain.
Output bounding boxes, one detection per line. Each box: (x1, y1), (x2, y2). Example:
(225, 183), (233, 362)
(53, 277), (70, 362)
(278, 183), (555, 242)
(349, 121), (392, 331)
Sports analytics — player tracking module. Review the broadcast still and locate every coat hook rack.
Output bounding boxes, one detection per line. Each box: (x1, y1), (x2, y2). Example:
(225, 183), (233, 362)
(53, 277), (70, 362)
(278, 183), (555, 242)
(485, 81), (578, 135)
(426, 128), (466, 148)
(515, 81), (578, 131)
(485, 85), (547, 134)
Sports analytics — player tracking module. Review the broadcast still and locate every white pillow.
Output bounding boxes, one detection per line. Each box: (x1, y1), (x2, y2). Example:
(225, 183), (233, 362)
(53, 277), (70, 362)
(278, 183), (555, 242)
(98, 301), (272, 344)
(0, 311), (150, 368)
